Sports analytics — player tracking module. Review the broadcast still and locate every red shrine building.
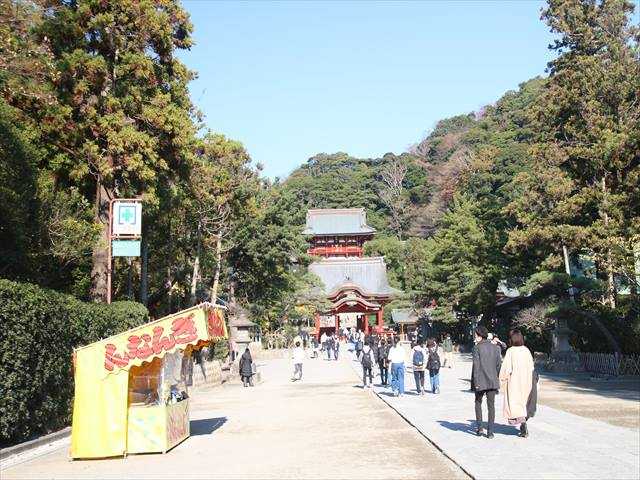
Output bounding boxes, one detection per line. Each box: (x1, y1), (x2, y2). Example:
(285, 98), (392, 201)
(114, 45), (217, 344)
(302, 208), (375, 257)
(305, 208), (400, 338)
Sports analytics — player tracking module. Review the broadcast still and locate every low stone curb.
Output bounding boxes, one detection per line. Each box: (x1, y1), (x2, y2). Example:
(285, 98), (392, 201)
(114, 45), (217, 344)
(0, 427), (71, 462)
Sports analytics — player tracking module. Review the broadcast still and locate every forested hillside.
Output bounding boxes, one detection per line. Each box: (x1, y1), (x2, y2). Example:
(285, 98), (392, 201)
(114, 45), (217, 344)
(276, 2), (640, 354)
(276, 78), (550, 317)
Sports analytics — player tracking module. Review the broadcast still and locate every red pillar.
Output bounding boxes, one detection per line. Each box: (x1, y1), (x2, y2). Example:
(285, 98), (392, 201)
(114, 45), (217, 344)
(377, 307), (384, 331)
(364, 314), (369, 335)
(314, 312), (320, 339)
(335, 314), (339, 335)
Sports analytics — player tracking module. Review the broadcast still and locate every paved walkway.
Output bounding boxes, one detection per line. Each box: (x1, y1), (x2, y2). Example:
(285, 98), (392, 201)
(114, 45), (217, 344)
(2, 355), (466, 479)
(348, 349), (640, 480)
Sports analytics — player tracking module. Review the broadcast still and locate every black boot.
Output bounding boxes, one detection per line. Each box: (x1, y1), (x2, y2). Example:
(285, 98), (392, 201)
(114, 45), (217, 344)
(519, 422), (528, 438)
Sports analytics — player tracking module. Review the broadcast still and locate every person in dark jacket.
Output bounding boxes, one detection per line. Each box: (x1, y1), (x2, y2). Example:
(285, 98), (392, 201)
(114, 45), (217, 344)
(326, 334), (335, 360)
(472, 326), (501, 438)
(377, 339), (389, 385)
(239, 347), (254, 387)
(332, 333), (340, 360)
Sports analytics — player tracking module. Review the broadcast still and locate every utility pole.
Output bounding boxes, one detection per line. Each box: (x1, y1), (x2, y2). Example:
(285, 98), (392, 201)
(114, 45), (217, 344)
(550, 244), (578, 370)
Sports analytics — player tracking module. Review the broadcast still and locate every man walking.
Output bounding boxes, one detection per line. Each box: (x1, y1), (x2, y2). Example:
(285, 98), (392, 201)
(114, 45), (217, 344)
(388, 339), (405, 397)
(361, 341), (375, 388)
(326, 334), (334, 360)
(333, 333), (340, 360)
(442, 334), (454, 368)
(291, 341), (305, 381)
(355, 330), (364, 360)
(412, 341), (426, 395)
(472, 326), (502, 438)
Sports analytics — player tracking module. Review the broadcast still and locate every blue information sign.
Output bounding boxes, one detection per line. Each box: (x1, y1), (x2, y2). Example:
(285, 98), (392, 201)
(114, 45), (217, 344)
(112, 240), (141, 257)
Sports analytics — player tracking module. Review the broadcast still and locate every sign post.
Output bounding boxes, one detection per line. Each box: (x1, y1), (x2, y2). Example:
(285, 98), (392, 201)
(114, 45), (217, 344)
(107, 199), (143, 304)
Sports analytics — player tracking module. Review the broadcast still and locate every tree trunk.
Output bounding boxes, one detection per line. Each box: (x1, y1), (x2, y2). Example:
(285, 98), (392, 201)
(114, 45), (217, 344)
(601, 176), (616, 308)
(90, 179), (111, 302)
(127, 257), (133, 300)
(166, 265), (173, 313)
(140, 237), (148, 306)
(189, 224), (201, 306)
(209, 234), (222, 303)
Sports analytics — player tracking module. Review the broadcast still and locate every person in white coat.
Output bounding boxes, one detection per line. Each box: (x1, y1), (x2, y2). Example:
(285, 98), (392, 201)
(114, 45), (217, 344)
(499, 330), (534, 437)
(291, 341), (305, 381)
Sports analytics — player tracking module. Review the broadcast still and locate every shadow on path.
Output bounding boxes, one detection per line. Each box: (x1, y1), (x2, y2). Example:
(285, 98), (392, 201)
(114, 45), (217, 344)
(437, 419), (520, 437)
(190, 417), (227, 436)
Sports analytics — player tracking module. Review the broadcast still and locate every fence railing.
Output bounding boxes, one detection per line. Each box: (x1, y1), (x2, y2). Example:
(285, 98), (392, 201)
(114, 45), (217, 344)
(578, 352), (640, 376)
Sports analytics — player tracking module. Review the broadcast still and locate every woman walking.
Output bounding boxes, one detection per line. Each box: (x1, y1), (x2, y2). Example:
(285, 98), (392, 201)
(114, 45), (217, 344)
(426, 338), (441, 394)
(499, 330), (534, 437)
(239, 347), (254, 387)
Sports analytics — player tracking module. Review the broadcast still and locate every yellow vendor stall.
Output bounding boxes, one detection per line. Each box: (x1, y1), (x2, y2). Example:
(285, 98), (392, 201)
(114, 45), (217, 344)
(70, 303), (227, 459)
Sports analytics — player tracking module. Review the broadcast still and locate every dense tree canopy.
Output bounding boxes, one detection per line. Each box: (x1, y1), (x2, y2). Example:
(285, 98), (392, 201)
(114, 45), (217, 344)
(1, 0), (637, 351)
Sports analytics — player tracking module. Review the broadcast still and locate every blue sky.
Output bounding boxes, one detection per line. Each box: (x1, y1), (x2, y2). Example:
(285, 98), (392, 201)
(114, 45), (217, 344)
(180, 1), (557, 179)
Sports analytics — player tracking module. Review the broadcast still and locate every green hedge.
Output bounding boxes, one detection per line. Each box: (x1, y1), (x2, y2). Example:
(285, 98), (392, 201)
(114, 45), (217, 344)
(0, 279), (148, 446)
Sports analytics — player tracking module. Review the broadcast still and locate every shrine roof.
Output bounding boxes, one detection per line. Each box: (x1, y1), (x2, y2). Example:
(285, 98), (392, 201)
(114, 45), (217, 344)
(302, 208), (376, 236)
(309, 257), (400, 297)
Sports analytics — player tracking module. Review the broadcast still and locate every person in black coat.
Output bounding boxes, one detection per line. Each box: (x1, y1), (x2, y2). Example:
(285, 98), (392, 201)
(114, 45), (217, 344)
(472, 326), (501, 438)
(326, 335), (335, 360)
(239, 347), (254, 387)
(377, 339), (389, 385)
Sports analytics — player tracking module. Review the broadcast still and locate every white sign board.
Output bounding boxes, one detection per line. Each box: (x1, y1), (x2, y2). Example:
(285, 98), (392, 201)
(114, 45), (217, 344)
(339, 313), (358, 328)
(112, 201), (142, 237)
(319, 315), (335, 328)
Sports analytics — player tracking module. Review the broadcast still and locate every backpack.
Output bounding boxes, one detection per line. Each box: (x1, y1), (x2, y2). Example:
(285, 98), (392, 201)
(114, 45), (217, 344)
(361, 349), (373, 368)
(412, 349), (424, 367)
(427, 351), (441, 370)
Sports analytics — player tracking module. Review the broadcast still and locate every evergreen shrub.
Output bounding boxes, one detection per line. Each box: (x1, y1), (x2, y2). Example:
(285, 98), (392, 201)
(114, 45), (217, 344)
(0, 279), (148, 446)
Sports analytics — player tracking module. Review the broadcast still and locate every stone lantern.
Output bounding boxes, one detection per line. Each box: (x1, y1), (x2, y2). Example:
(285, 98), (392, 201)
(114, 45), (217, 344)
(228, 305), (255, 354)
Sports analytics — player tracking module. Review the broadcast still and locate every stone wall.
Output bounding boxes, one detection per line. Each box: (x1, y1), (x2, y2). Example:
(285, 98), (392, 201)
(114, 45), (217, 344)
(190, 358), (223, 388)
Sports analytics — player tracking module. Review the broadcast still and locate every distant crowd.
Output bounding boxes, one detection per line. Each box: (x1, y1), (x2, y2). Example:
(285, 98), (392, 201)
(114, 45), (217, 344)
(287, 324), (536, 440)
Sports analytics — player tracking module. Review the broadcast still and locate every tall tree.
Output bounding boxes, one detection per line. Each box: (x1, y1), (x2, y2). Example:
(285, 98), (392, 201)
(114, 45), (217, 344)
(413, 195), (498, 316)
(378, 157), (408, 239)
(185, 133), (257, 305)
(509, 0), (640, 307)
(40, 0), (197, 302)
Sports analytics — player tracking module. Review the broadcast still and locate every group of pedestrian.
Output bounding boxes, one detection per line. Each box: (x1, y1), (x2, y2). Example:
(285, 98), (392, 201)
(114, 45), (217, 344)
(319, 332), (340, 360)
(409, 338), (443, 395)
(355, 336), (442, 397)
(472, 325), (536, 439)
(355, 335), (391, 389)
